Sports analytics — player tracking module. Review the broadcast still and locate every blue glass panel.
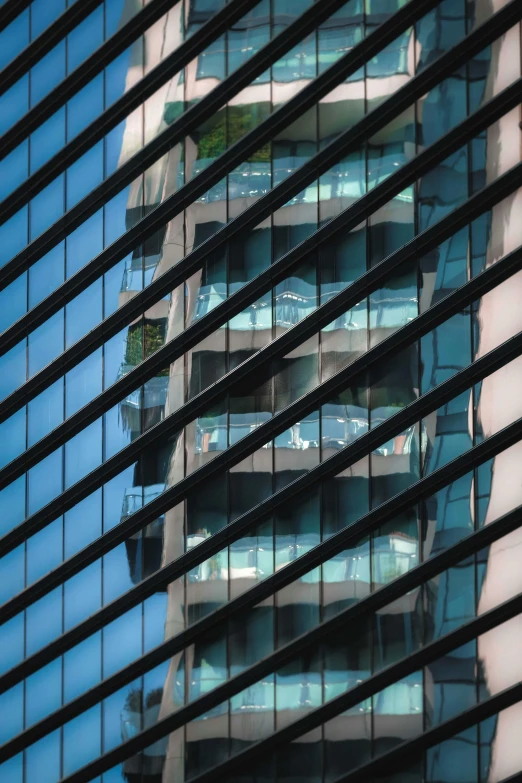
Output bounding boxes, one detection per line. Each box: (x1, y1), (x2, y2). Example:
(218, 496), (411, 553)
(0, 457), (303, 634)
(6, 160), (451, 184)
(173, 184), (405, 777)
(144, 593), (168, 651)
(66, 142), (104, 209)
(64, 632), (102, 702)
(65, 279), (103, 347)
(66, 209), (103, 277)
(64, 560), (102, 629)
(63, 706), (102, 775)
(102, 605), (143, 677)
(65, 418), (103, 488)
(30, 40), (66, 105)
(29, 174), (64, 240)
(24, 730), (61, 783)
(105, 0), (129, 37)
(103, 400), (133, 462)
(0, 615), (24, 675)
(67, 73), (104, 139)
(103, 682), (143, 752)
(0, 755), (22, 783)
(0, 207), (28, 269)
(27, 448), (63, 515)
(0, 477), (25, 537)
(104, 186), (134, 246)
(0, 407), (25, 467)
(28, 309), (64, 377)
(66, 348), (103, 417)
(105, 119), (128, 176)
(31, 0), (66, 38)
(0, 683), (23, 744)
(26, 657), (62, 726)
(102, 543), (136, 604)
(101, 327), (129, 387)
(28, 379), (64, 446)
(0, 11), (29, 70)
(0, 545), (24, 605)
(30, 107), (66, 174)
(25, 587), (62, 656)
(0, 271), (27, 333)
(28, 242), (65, 308)
(104, 47), (134, 108)
(0, 341), (26, 400)
(103, 465), (138, 532)
(0, 140), (28, 200)
(0, 76), (29, 136)
(64, 489), (102, 557)
(67, 5), (104, 72)
(26, 517), (63, 584)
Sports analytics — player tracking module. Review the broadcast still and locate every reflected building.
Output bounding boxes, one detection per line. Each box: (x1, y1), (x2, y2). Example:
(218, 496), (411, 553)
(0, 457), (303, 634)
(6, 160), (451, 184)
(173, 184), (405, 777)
(1, 0), (522, 782)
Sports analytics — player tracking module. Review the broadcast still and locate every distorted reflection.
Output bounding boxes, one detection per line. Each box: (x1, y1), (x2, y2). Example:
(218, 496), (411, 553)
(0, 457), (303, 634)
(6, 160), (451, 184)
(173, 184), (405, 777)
(9, 0), (516, 780)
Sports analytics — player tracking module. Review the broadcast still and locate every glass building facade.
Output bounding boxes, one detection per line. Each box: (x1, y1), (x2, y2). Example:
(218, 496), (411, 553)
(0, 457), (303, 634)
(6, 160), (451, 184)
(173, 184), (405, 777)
(0, 0), (521, 781)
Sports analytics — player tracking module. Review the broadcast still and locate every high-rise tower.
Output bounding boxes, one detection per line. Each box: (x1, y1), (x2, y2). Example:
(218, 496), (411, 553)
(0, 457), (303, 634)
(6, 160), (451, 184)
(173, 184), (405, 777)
(0, 1), (521, 782)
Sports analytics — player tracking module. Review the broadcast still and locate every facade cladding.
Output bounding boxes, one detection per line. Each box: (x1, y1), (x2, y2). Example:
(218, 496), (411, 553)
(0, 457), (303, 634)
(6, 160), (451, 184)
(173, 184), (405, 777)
(0, 0), (522, 781)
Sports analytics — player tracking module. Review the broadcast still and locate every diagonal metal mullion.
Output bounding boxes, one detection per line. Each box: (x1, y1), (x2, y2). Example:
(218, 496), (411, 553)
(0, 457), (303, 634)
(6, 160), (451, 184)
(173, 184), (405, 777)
(0, 0), (390, 290)
(0, 169), (519, 574)
(0, 0), (517, 426)
(2, 477), (521, 762)
(58, 582), (522, 782)
(1, 186), (520, 697)
(3, 228), (521, 618)
(187, 603), (522, 783)
(331, 688), (522, 783)
(0, 0), (264, 215)
(0, 78), (519, 494)
(3, 297), (522, 696)
(0, 0), (32, 34)
(0, 80), (519, 560)
(0, 0), (104, 97)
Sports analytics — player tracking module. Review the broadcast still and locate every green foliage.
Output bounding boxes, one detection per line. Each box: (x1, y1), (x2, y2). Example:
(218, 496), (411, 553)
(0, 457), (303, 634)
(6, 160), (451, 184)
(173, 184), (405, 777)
(124, 687), (164, 713)
(196, 105), (271, 163)
(124, 322), (169, 377)
(145, 688), (164, 709)
(124, 688), (143, 714)
(124, 324), (143, 367)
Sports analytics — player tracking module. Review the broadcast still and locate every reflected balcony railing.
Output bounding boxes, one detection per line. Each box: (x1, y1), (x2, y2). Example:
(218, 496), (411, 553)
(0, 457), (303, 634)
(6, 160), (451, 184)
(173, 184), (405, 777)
(194, 412), (419, 457)
(193, 284), (417, 330)
(369, 294), (418, 330)
(194, 283), (320, 324)
(121, 256), (168, 294)
(116, 364), (169, 414)
(185, 531), (418, 587)
(121, 484), (166, 523)
(182, 670), (421, 720)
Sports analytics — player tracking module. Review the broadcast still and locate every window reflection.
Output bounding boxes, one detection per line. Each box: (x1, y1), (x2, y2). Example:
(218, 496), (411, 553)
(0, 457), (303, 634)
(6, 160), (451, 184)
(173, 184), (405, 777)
(7, 0), (522, 779)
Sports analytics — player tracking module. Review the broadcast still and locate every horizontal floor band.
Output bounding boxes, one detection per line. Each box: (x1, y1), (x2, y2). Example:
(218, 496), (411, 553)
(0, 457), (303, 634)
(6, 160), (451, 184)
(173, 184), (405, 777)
(0, 76), (519, 501)
(3, 479), (522, 762)
(0, 0), (516, 430)
(0, 0), (263, 219)
(60, 578), (522, 782)
(0, 0), (103, 97)
(0, 0), (370, 288)
(3, 309), (522, 695)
